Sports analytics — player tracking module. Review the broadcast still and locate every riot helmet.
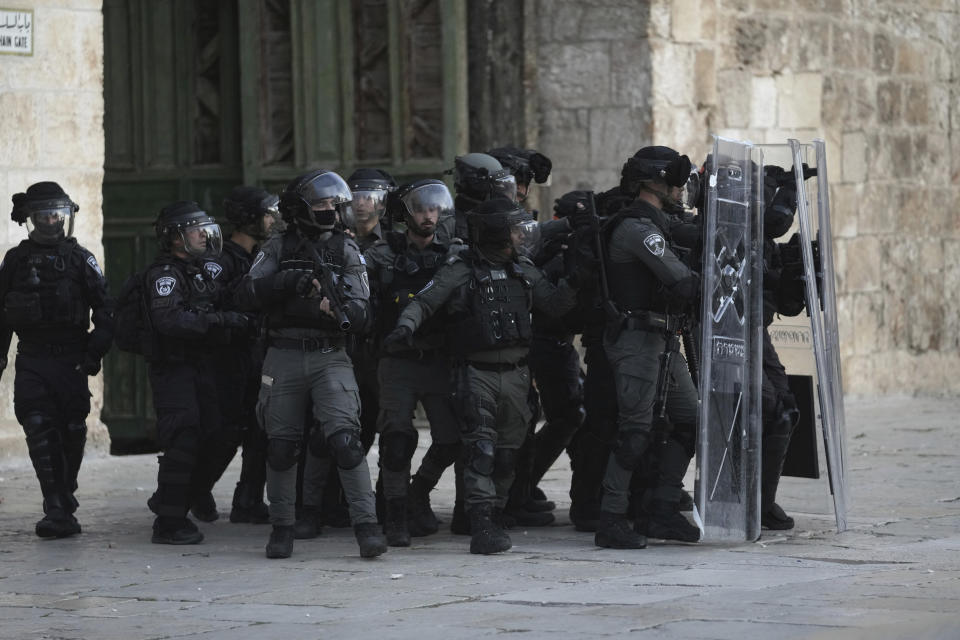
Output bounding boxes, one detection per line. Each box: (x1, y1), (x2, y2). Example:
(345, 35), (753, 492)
(155, 201), (223, 258)
(347, 168), (396, 231)
(223, 186), (279, 240)
(10, 182), (79, 245)
(466, 197), (530, 254)
(620, 146), (692, 215)
(452, 153), (517, 203)
(486, 147), (552, 202)
(394, 179), (454, 238)
(279, 169), (353, 236)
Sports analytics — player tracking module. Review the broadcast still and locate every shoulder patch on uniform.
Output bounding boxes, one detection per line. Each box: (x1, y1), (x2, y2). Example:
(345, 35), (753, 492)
(251, 251), (266, 269)
(85, 255), (104, 278)
(446, 253), (460, 265)
(358, 254), (366, 266)
(644, 233), (665, 257)
(204, 261), (223, 279)
(155, 276), (177, 296)
(416, 279), (434, 296)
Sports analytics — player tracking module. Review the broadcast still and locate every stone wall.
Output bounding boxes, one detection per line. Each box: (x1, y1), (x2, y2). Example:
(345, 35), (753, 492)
(536, 0), (960, 395)
(0, 1), (107, 460)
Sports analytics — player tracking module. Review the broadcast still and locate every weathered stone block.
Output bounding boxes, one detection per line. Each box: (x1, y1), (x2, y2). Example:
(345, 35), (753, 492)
(776, 73), (823, 129)
(903, 82), (929, 126)
(539, 108), (590, 171)
(588, 107), (652, 170)
(875, 79), (901, 124)
(853, 292), (885, 356)
(537, 0), (582, 43)
(749, 76), (777, 129)
(538, 42), (611, 109)
(579, 0), (650, 41)
(0, 92), (39, 166)
(841, 131), (866, 184)
(873, 32), (896, 73)
(652, 41), (695, 107)
(610, 40), (652, 107)
(830, 183), (859, 238)
(831, 22), (871, 71)
(794, 19), (831, 72)
(694, 48), (716, 106)
(716, 68), (751, 128)
(648, 0), (671, 39)
(38, 91), (105, 168)
(843, 235), (882, 293)
(670, 0), (713, 43)
(895, 40), (925, 76)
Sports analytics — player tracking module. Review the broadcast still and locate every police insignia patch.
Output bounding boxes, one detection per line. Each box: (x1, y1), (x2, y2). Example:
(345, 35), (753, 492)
(204, 261), (223, 279)
(86, 255), (104, 278)
(251, 251), (266, 269)
(156, 276), (177, 296)
(644, 234), (665, 257)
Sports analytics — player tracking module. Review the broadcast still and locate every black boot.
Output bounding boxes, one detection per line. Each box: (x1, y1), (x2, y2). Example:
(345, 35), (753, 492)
(293, 506), (322, 539)
(450, 463), (470, 535)
(761, 502), (795, 530)
(229, 482), (270, 524)
(36, 495), (81, 539)
(354, 522), (388, 558)
(468, 504), (512, 555)
(595, 511), (646, 549)
(265, 525), (295, 558)
(407, 475), (439, 537)
(639, 499), (700, 542)
(527, 486), (556, 512)
(190, 491), (220, 523)
(384, 498), (411, 547)
(678, 490), (694, 512)
(152, 516), (204, 545)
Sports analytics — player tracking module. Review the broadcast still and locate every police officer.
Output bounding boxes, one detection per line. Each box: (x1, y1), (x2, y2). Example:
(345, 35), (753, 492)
(595, 146), (701, 549)
(203, 186), (279, 524)
(0, 182), (114, 538)
(385, 197), (582, 554)
(145, 201), (248, 544)
(441, 153), (518, 242)
(364, 179), (463, 546)
(238, 169), (386, 560)
(486, 147), (552, 212)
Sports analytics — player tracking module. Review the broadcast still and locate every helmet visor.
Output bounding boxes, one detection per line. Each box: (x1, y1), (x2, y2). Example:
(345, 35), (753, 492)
(402, 183), (455, 218)
(179, 222), (223, 258)
(510, 216), (541, 259)
(26, 206), (74, 242)
(351, 189), (388, 226)
(491, 173), (518, 202)
(300, 172), (353, 208)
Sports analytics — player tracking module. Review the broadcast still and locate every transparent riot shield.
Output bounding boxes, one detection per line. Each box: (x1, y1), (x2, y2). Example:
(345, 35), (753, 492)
(789, 138), (849, 532)
(695, 137), (764, 542)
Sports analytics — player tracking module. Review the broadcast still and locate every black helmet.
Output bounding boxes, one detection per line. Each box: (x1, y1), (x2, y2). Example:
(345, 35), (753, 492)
(620, 146), (692, 214)
(486, 147), (552, 199)
(466, 197), (531, 252)
(452, 153), (517, 203)
(394, 179), (454, 238)
(279, 169), (352, 236)
(11, 181), (79, 245)
(155, 201), (223, 258)
(347, 168), (396, 230)
(223, 186), (279, 240)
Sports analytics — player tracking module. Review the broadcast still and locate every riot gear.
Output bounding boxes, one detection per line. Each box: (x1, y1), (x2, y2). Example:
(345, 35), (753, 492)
(487, 147), (552, 201)
(11, 182), (79, 245)
(453, 153), (518, 203)
(278, 170), (353, 236)
(620, 146), (692, 215)
(223, 186), (279, 240)
(396, 180), (454, 238)
(466, 197), (530, 252)
(347, 168), (396, 231)
(155, 201), (223, 259)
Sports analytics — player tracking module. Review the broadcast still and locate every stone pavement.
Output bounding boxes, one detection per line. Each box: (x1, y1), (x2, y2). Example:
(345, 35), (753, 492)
(0, 396), (958, 640)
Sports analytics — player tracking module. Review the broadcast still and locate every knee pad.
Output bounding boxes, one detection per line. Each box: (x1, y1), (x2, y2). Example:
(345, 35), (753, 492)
(614, 430), (650, 471)
(328, 429), (365, 470)
(379, 430), (418, 472)
(23, 412), (55, 439)
(266, 438), (300, 472)
(466, 439), (495, 476)
(424, 441), (461, 469)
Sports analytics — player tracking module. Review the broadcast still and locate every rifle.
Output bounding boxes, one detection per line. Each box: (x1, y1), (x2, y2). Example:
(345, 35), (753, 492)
(308, 247), (352, 332)
(654, 328), (681, 419)
(589, 191), (624, 343)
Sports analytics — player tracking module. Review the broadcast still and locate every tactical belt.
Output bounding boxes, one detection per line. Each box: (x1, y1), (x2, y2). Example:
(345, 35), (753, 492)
(390, 348), (445, 363)
(17, 342), (86, 357)
(465, 357), (528, 372)
(622, 310), (681, 333)
(269, 336), (343, 352)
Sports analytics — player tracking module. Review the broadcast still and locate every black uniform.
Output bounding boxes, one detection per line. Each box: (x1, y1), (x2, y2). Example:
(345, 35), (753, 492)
(0, 236), (113, 536)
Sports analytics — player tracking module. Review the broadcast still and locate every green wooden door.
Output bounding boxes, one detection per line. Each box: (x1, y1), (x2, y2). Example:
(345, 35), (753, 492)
(102, 0), (467, 452)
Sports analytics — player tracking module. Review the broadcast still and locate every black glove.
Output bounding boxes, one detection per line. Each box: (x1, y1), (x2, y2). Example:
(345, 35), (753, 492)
(553, 190), (591, 219)
(273, 269), (313, 295)
(78, 353), (101, 376)
(383, 326), (414, 352)
(528, 152), (552, 184)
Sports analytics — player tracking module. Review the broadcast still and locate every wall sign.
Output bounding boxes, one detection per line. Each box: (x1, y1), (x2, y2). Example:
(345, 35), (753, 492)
(0, 9), (32, 56)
